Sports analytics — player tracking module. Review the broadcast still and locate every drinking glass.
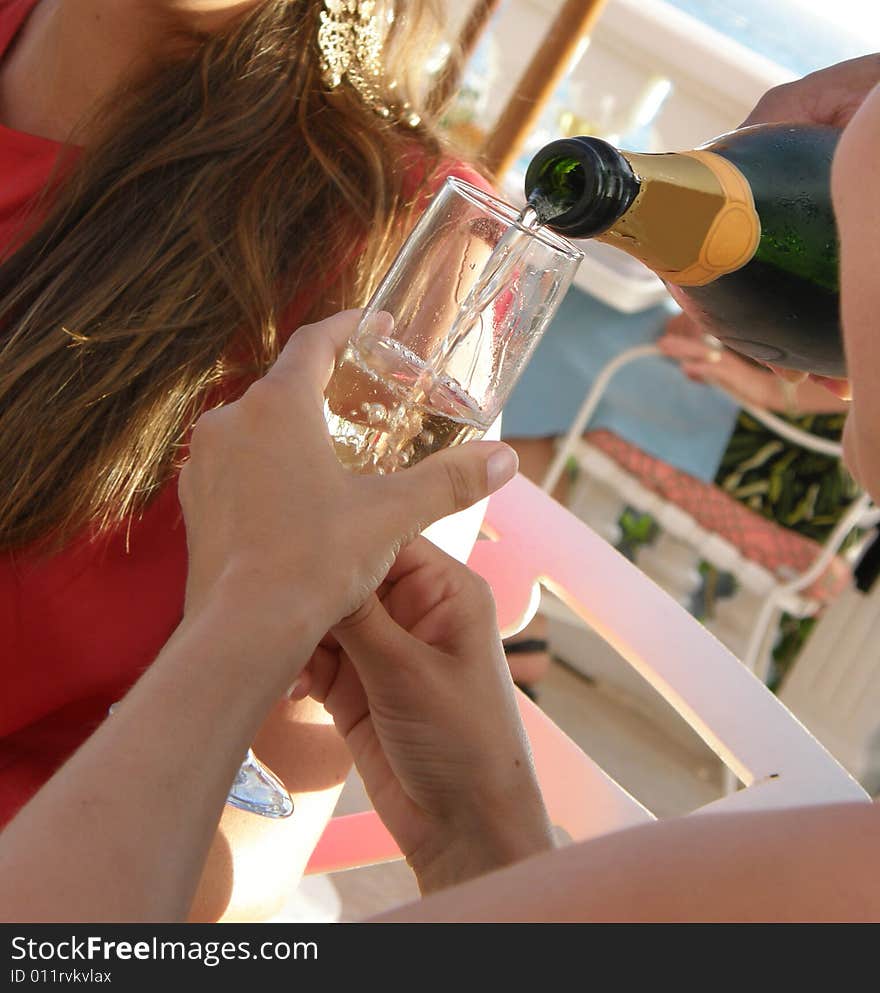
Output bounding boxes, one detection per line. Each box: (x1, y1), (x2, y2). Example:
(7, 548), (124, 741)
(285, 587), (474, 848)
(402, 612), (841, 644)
(324, 178), (583, 475)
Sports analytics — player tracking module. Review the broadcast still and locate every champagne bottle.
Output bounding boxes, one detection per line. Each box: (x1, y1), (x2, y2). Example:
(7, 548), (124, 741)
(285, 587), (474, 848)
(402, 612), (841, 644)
(524, 124), (843, 377)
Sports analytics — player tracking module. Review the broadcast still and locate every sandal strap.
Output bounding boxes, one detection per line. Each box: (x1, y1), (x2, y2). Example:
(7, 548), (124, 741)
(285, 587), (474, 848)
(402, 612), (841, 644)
(503, 638), (549, 656)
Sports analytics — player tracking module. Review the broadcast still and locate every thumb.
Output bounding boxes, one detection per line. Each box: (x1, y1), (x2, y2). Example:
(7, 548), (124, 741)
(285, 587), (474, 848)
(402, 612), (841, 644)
(388, 440), (518, 534)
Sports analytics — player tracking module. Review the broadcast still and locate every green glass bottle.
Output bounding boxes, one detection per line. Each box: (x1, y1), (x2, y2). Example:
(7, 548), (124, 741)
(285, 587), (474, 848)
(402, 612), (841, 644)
(524, 124), (843, 377)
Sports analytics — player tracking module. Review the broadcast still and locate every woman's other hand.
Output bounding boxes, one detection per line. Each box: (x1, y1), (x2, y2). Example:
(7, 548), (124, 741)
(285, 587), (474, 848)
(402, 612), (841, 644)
(659, 311), (851, 415)
(303, 537), (555, 894)
(178, 310), (519, 687)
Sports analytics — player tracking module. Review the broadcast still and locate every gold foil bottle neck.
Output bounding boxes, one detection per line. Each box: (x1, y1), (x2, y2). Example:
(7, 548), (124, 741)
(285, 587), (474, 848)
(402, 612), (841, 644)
(597, 149), (761, 287)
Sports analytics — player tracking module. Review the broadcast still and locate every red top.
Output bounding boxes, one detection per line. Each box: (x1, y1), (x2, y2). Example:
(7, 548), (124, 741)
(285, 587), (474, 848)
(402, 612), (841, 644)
(0, 0), (192, 828)
(0, 0), (487, 828)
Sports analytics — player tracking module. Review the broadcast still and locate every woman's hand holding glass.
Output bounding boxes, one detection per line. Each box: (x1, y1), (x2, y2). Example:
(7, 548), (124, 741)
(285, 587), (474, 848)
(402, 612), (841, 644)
(178, 310), (521, 700)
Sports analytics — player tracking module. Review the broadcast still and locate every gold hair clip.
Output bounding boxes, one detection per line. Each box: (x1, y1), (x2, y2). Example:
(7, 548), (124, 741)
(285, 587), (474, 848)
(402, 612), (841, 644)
(317, 1), (420, 126)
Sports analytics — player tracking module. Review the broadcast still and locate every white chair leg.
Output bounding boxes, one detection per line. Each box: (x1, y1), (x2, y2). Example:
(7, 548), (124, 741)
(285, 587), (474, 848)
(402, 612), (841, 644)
(751, 605), (783, 687)
(719, 595), (782, 794)
(706, 585), (767, 662)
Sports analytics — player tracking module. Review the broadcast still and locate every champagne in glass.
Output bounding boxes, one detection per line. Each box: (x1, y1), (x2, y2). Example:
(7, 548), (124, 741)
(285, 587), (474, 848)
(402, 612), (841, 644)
(325, 337), (490, 474)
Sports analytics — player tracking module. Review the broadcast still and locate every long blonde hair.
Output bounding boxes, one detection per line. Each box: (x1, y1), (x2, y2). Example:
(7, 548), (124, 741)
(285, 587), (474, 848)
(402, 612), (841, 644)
(0, 0), (458, 550)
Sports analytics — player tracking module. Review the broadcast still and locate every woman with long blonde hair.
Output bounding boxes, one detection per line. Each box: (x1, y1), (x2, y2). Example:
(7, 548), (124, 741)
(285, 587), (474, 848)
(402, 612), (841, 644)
(0, 0), (479, 921)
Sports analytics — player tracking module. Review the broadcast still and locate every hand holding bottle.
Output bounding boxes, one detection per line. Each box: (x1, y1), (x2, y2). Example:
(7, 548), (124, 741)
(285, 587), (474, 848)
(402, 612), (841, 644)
(664, 53), (880, 392)
(690, 54), (880, 396)
(739, 55), (880, 397)
(743, 54), (880, 130)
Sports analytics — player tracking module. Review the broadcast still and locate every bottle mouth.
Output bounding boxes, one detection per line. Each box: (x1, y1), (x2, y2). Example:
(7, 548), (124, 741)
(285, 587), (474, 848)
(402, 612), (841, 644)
(527, 156), (588, 220)
(445, 177), (583, 260)
(525, 136), (640, 239)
